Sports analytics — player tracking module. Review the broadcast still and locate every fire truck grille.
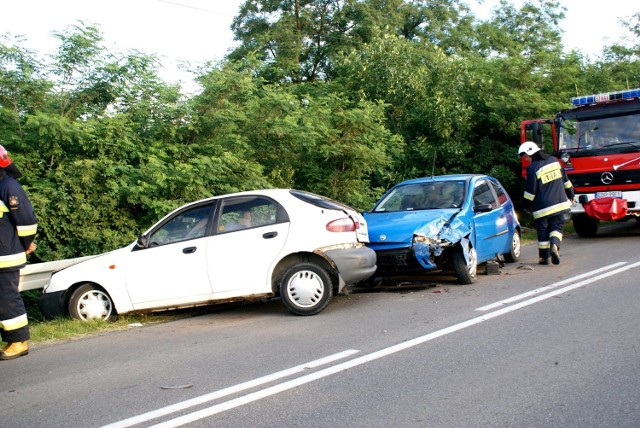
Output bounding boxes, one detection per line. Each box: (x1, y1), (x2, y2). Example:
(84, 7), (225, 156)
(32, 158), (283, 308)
(569, 170), (640, 188)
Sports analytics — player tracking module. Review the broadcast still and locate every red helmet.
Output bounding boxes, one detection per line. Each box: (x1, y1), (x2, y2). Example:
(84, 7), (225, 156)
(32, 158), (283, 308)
(0, 145), (12, 168)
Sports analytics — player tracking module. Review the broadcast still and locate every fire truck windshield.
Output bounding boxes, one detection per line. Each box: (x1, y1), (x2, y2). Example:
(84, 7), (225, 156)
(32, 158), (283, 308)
(558, 115), (640, 154)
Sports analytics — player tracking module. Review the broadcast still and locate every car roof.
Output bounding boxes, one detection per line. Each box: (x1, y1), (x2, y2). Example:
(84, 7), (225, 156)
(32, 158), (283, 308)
(182, 189), (292, 206)
(396, 174), (486, 186)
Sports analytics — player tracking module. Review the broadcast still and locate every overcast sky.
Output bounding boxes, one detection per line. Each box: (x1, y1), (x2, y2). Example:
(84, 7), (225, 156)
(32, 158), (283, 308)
(1, 0), (638, 91)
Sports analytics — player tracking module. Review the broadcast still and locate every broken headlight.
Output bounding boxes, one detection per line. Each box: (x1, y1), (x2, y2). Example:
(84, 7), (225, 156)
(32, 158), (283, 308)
(413, 233), (438, 245)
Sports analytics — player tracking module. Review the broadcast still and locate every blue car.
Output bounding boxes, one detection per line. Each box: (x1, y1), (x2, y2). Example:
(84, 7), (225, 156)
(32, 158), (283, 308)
(363, 174), (521, 284)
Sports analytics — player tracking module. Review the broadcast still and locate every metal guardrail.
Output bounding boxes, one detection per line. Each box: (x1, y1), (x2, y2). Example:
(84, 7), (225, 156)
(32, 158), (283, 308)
(18, 256), (95, 292)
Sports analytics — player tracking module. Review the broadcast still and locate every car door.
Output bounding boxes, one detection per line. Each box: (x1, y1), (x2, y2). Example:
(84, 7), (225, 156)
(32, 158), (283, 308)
(125, 203), (215, 308)
(471, 179), (510, 262)
(206, 196), (290, 295)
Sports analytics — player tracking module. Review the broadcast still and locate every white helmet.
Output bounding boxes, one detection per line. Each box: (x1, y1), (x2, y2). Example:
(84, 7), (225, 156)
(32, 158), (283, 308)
(518, 141), (541, 156)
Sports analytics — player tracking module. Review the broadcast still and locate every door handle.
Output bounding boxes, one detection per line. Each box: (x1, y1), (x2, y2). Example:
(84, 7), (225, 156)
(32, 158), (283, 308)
(183, 246), (197, 254)
(262, 232), (278, 239)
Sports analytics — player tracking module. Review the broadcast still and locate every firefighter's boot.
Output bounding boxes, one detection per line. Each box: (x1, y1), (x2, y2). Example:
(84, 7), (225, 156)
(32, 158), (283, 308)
(0, 341), (29, 360)
(550, 244), (560, 265)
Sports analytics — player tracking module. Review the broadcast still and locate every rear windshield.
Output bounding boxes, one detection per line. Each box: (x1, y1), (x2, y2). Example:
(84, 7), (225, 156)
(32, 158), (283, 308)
(289, 190), (352, 211)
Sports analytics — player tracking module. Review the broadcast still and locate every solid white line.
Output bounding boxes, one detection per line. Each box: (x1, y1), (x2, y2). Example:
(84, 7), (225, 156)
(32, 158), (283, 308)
(151, 259), (640, 428)
(101, 349), (359, 428)
(475, 261), (627, 311)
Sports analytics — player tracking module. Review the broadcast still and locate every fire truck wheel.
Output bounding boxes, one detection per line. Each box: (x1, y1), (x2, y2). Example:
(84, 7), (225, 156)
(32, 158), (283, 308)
(572, 214), (599, 237)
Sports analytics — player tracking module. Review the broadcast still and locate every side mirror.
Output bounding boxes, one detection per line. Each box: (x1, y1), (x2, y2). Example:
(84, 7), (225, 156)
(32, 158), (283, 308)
(474, 203), (493, 213)
(136, 235), (148, 248)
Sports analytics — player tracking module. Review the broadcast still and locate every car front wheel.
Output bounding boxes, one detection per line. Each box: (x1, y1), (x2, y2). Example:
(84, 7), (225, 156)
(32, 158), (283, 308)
(452, 246), (477, 285)
(68, 284), (115, 321)
(280, 263), (333, 316)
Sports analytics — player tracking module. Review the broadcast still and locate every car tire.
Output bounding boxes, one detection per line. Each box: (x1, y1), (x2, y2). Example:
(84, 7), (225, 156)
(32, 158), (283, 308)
(573, 214), (599, 237)
(452, 246), (477, 285)
(503, 230), (521, 263)
(68, 284), (115, 321)
(280, 263), (333, 316)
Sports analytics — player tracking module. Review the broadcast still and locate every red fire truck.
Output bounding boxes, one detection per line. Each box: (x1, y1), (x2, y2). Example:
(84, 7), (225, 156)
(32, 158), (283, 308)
(521, 88), (640, 237)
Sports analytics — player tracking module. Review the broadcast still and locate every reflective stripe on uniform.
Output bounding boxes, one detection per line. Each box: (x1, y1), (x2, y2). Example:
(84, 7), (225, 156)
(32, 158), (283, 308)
(0, 313), (28, 331)
(0, 252), (27, 269)
(538, 240), (550, 249)
(524, 191), (535, 201)
(17, 223), (38, 237)
(0, 200), (8, 217)
(550, 231), (563, 241)
(533, 200), (572, 219)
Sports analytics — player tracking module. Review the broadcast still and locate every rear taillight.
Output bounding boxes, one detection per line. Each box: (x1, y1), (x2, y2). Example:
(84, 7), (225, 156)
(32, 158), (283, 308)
(326, 218), (356, 232)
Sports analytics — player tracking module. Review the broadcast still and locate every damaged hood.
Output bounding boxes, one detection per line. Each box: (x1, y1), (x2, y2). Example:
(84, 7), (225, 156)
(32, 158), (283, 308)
(364, 209), (469, 248)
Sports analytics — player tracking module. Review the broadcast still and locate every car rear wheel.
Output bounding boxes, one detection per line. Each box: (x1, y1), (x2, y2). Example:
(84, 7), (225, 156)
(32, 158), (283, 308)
(68, 284), (115, 321)
(503, 230), (521, 263)
(280, 263), (333, 316)
(452, 246), (477, 285)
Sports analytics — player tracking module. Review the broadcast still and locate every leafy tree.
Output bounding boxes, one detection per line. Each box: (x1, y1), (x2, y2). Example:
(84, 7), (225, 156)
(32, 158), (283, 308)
(1, 23), (204, 259)
(582, 12), (640, 93)
(229, 0), (472, 83)
(334, 32), (473, 185)
(191, 59), (400, 208)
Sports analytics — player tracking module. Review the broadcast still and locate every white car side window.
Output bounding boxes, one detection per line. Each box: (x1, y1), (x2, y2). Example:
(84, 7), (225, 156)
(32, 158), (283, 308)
(149, 205), (213, 246)
(218, 197), (279, 233)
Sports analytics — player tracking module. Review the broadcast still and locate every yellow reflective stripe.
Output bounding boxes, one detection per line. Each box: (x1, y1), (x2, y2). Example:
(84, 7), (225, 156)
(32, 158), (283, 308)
(0, 252), (27, 269)
(17, 224), (37, 237)
(550, 231), (563, 240)
(0, 201), (7, 217)
(564, 181), (573, 189)
(0, 313), (28, 331)
(538, 241), (550, 249)
(524, 191), (535, 201)
(533, 200), (572, 219)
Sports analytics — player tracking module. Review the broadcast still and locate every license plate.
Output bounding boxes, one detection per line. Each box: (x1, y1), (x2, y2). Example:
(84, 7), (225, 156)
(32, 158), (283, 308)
(595, 191), (622, 198)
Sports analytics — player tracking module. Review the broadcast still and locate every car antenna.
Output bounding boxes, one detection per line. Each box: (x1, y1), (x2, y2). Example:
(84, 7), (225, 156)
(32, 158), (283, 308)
(431, 151), (436, 178)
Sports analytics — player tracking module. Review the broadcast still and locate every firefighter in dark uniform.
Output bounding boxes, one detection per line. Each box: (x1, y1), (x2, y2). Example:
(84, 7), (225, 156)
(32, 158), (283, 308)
(0, 145), (38, 360)
(518, 141), (575, 265)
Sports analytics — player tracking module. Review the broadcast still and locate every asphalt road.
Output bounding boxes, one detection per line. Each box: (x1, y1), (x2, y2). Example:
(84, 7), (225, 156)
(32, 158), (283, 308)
(3, 221), (640, 428)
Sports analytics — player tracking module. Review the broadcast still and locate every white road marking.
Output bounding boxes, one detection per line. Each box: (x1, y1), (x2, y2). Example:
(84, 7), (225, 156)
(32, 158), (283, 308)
(102, 349), (359, 428)
(476, 261), (627, 311)
(107, 260), (640, 428)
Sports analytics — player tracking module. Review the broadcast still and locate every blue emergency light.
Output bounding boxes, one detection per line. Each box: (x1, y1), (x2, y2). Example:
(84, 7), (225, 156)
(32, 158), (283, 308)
(571, 88), (640, 106)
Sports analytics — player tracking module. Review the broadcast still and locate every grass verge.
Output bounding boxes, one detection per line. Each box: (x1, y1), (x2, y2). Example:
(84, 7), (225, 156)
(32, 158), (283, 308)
(9, 290), (195, 346)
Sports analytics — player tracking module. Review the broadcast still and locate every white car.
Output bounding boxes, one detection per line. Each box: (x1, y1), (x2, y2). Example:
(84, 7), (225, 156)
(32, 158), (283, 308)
(39, 189), (377, 320)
